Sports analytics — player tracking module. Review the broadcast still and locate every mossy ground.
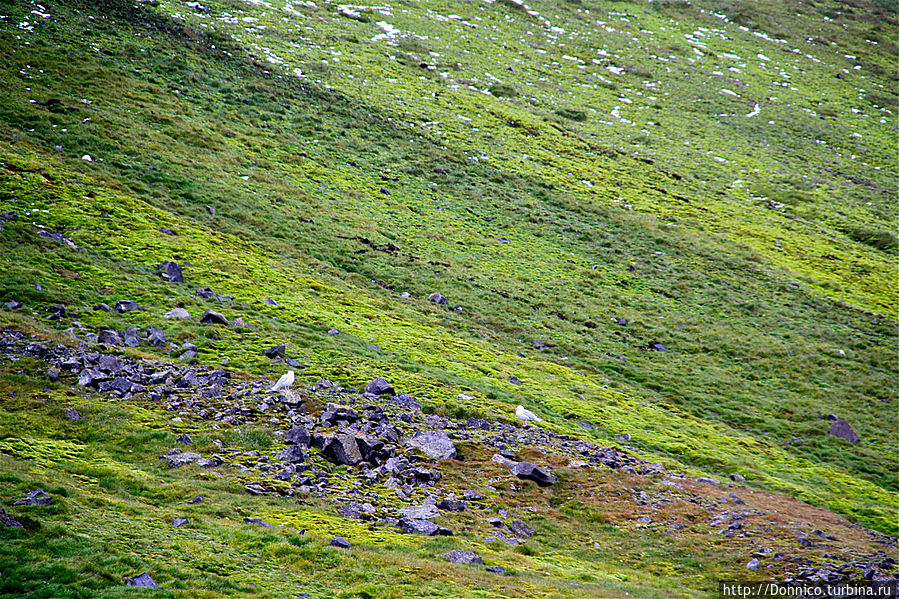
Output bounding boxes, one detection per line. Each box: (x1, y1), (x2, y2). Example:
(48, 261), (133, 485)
(0, 0), (896, 596)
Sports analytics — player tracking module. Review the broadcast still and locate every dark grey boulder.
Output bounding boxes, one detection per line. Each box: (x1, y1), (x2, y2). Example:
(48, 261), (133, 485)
(177, 433), (193, 445)
(277, 445), (307, 464)
(320, 403), (359, 426)
(428, 292), (448, 305)
(94, 302), (111, 311)
(147, 327), (166, 347)
(14, 488), (52, 506)
(78, 369), (103, 386)
(284, 426), (311, 447)
(157, 261), (183, 283)
(165, 451), (202, 468)
(97, 354), (124, 373)
(0, 507), (23, 528)
(648, 341), (667, 352)
(263, 344), (286, 358)
(509, 520), (535, 538)
(392, 393), (421, 411)
(443, 550), (484, 565)
(115, 299), (140, 313)
(46, 367), (60, 382)
(396, 517), (452, 536)
(364, 377), (394, 396)
(200, 310), (229, 326)
(338, 502), (375, 520)
(123, 326), (141, 347)
(196, 286), (233, 302)
(509, 462), (557, 486)
(244, 517), (273, 528)
(438, 496), (467, 512)
(322, 434), (363, 465)
(486, 565), (506, 574)
(47, 304), (66, 320)
(407, 431), (457, 460)
(330, 536), (352, 548)
(97, 330), (122, 346)
(125, 573), (159, 588)
(829, 419), (860, 443)
(62, 408), (83, 421)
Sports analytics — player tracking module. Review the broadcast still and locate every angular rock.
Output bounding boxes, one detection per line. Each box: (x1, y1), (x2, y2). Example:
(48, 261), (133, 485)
(123, 326), (141, 347)
(399, 500), (439, 520)
(115, 299), (140, 313)
(14, 488), (52, 506)
(364, 377), (394, 396)
(94, 303), (111, 312)
(165, 451), (202, 468)
(829, 419), (860, 443)
(392, 393), (421, 411)
(200, 310), (229, 326)
(614, 433), (631, 442)
(747, 558), (761, 571)
(177, 433), (193, 445)
(428, 292), (448, 305)
(172, 518), (189, 527)
(244, 517), (273, 528)
(97, 354), (124, 373)
(62, 408), (83, 421)
(147, 327), (166, 347)
(509, 520), (535, 539)
(730, 473), (746, 483)
(0, 507), (23, 528)
(407, 431), (457, 460)
(157, 260), (184, 283)
(97, 330), (123, 346)
(320, 403), (359, 426)
(263, 344), (286, 359)
(443, 550), (484, 565)
(277, 445), (307, 464)
(696, 477), (720, 486)
(330, 536), (352, 548)
(438, 496), (467, 512)
(322, 434), (363, 465)
(47, 304), (66, 320)
(164, 308), (191, 319)
(125, 573), (159, 588)
(509, 462), (557, 486)
(284, 426), (311, 447)
(5, 301), (22, 310)
(486, 565), (506, 574)
(397, 517), (452, 536)
(338, 502), (375, 521)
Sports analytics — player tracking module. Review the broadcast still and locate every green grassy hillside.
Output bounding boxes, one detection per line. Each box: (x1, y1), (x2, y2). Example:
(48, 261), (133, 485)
(0, 0), (896, 596)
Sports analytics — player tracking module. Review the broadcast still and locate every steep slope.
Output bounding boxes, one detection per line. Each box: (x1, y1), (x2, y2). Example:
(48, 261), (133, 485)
(0, 0), (896, 596)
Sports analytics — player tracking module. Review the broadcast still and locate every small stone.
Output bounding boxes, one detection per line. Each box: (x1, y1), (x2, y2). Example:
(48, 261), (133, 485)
(46, 367), (61, 382)
(177, 433), (193, 445)
(746, 558), (761, 571)
(94, 303), (111, 311)
(157, 261), (184, 283)
(62, 408), (83, 421)
(443, 550), (484, 565)
(828, 419), (860, 443)
(165, 452), (202, 469)
(123, 326), (141, 347)
(200, 310), (229, 326)
(205, 205), (216, 216)
(264, 298), (278, 306)
(509, 520), (535, 539)
(125, 573), (159, 588)
(115, 299), (140, 313)
(263, 344), (286, 358)
(147, 327), (166, 347)
(97, 330), (123, 345)
(730, 473), (746, 483)
(164, 308), (191, 319)
(327, 328), (339, 335)
(486, 566), (505, 574)
(364, 377), (394, 396)
(330, 536), (352, 548)
(4, 300), (22, 310)
(284, 426), (311, 447)
(509, 462), (557, 486)
(696, 477), (720, 486)
(428, 292), (449, 305)
(0, 507), (23, 528)
(172, 518), (189, 527)
(614, 433), (631, 442)
(243, 517), (273, 528)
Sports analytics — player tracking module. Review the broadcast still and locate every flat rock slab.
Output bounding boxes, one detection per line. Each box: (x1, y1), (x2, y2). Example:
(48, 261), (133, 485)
(407, 431), (457, 460)
(125, 573), (159, 588)
(509, 462), (557, 486)
(443, 550), (484, 565)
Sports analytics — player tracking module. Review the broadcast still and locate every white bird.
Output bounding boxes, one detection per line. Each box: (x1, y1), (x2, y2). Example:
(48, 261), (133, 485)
(270, 370), (295, 392)
(516, 405), (541, 423)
